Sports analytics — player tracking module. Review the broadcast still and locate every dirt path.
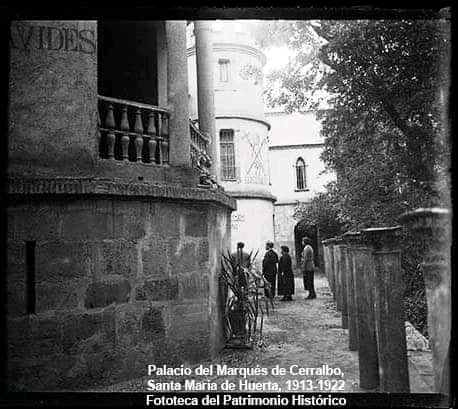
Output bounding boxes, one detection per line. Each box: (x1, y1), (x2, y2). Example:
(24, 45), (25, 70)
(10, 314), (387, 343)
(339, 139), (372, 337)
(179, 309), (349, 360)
(94, 273), (364, 393)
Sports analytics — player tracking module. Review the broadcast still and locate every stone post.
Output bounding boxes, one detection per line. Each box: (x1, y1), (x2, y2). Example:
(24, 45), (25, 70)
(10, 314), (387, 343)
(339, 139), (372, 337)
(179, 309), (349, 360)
(327, 238), (336, 299)
(194, 21), (220, 182)
(334, 237), (343, 312)
(399, 208), (451, 395)
(166, 21), (191, 167)
(354, 242), (379, 390)
(321, 239), (334, 296)
(362, 226), (410, 393)
(336, 238), (349, 329)
(343, 231), (360, 351)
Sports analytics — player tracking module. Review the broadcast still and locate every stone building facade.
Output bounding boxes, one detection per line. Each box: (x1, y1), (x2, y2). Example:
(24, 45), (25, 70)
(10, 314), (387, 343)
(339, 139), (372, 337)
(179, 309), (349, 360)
(7, 20), (235, 391)
(187, 21), (275, 263)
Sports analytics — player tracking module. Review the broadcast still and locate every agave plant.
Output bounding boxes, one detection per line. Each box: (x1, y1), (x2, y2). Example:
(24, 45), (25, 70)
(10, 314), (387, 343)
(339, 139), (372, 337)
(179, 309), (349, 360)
(221, 249), (274, 348)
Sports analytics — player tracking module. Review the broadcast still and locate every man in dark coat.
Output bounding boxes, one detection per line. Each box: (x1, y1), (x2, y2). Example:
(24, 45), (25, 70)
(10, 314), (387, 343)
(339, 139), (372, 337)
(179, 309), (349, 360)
(262, 240), (278, 298)
(278, 245), (295, 301)
(301, 236), (316, 299)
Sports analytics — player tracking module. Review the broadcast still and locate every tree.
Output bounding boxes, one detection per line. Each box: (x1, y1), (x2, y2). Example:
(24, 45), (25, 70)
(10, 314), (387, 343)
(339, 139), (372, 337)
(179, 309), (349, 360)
(293, 181), (348, 239)
(258, 18), (451, 228)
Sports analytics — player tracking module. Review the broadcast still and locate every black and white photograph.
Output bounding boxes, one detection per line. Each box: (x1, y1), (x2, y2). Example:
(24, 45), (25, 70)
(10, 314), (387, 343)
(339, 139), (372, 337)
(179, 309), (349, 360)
(3, 6), (452, 408)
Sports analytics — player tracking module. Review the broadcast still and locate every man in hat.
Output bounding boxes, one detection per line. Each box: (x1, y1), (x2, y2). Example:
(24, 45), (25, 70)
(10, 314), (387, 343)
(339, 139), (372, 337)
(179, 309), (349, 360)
(301, 236), (316, 299)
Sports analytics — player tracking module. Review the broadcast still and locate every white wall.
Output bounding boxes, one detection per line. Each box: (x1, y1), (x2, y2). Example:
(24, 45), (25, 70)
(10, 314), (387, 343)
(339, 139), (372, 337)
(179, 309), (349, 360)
(267, 110), (335, 204)
(266, 110), (324, 146)
(230, 198), (275, 268)
(269, 145), (334, 203)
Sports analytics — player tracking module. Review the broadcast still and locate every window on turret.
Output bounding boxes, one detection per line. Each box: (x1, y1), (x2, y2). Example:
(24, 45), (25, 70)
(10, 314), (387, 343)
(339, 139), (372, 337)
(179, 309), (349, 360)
(296, 157), (307, 190)
(218, 59), (230, 82)
(220, 129), (236, 180)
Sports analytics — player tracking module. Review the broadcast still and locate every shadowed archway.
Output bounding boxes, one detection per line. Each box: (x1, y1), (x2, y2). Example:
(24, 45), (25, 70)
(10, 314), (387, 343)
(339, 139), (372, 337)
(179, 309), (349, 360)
(294, 220), (319, 268)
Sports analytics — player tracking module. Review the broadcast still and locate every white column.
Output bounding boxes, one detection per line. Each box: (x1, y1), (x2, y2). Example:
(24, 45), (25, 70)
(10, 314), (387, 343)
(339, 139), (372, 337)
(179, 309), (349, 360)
(194, 21), (220, 182)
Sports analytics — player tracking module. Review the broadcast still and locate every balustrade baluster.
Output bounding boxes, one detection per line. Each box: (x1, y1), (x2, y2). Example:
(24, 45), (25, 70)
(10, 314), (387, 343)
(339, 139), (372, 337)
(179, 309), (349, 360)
(97, 109), (102, 145)
(147, 111), (157, 164)
(156, 115), (163, 165)
(161, 137), (169, 163)
(156, 137), (163, 165)
(105, 104), (116, 159)
(134, 109), (144, 162)
(160, 113), (168, 138)
(120, 105), (130, 161)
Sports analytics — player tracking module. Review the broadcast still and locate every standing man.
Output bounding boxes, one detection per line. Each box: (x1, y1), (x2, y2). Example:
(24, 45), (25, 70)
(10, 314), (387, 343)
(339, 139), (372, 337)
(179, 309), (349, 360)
(301, 237), (316, 299)
(262, 240), (279, 298)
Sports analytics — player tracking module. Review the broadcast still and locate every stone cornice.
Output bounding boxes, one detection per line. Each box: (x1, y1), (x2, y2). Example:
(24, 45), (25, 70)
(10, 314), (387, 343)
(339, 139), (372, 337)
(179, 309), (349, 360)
(227, 190), (277, 202)
(7, 176), (237, 210)
(269, 143), (324, 150)
(216, 114), (271, 131)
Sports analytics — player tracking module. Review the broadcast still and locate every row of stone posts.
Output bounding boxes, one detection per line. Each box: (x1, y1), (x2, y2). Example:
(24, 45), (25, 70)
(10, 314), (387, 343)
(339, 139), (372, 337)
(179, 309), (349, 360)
(321, 208), (450, 395)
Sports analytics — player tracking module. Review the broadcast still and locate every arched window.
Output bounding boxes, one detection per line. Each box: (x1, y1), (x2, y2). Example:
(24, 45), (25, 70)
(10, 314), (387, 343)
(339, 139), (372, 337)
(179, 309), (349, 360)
(295, 157), (307, 190)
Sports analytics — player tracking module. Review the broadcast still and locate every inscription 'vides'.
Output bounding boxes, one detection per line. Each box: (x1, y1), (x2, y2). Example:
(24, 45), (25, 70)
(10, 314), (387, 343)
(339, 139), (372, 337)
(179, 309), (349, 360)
(10, 24), (96, 54)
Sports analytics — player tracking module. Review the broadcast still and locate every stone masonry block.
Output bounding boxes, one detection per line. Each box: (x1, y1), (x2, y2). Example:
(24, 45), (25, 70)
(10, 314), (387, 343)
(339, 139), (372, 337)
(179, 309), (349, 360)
(115, 304), (143, 348)
(62, 306), (115, 353)
(99, 240), (137, 278)
(141, 238), (168, 278)
(9, 205), (62, 240)
(36, 240), (91, 283)
(30, 315), (61, 357)
(185, 211), (208, 237)
(141, 307), (166, 341)
(8, 317), (32, 360)
(7, 280), (26, 316)
(170, 242), (196, 275)
(36, 280), (80, 313)
(135, 278), (179, 301)
(178, 272), (209, 300)
(197, 239), (210, 263)
(113, 200), (149, 239)
(153, 203), (181, 240)
(62, 211), (113, 240)
(84, 279), (131, 309)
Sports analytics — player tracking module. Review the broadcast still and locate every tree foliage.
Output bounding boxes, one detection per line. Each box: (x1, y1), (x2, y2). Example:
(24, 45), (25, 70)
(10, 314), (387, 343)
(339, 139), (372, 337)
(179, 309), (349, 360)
(258, 18), (451, 229)
(293, 181), (348, 239)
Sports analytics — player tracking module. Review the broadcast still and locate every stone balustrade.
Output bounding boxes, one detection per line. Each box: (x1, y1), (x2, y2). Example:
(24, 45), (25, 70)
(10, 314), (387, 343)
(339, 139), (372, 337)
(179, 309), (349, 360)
(98, 95), (170, 165)
(189, 119), (212, 171)
(321, 208), (451, 395)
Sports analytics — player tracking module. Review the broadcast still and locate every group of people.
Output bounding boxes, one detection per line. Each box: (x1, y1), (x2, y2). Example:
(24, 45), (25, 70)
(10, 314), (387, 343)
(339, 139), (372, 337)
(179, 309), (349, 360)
(233, 238), (316, 301)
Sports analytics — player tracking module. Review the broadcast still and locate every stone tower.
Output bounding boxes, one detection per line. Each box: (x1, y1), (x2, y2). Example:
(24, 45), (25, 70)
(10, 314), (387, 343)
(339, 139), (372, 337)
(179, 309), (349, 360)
(187, 20), (275, 261)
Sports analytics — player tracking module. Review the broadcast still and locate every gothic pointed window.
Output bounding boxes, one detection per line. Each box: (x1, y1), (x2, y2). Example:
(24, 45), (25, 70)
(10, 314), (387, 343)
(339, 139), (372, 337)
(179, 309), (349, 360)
(296, 157), (307, 190)
(220, 129), (236, 180)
